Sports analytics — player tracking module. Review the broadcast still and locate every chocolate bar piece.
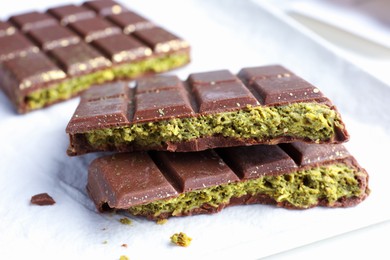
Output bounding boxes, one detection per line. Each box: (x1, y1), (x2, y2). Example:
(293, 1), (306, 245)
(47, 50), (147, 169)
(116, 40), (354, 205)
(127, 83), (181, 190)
(66, 65), (349, 155)
(0, 1), (190, 113)
(87, 142), (369, 220)
(30, 193), (56, 206)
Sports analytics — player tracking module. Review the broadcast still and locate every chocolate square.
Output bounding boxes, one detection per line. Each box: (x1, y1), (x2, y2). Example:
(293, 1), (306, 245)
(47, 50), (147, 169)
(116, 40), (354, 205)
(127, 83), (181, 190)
(49, 42), (111, 76)
(280, 142), (350, 167)
(68, 17), (121, 42)
(134, 89), (194, 122)
(0, 52), (66, 92)
(88, 152), (179, 208)
(155, 150), (240, 192)
(92, 34), (152, 63)
(192, 81), (259, 113)
(69, 96), (131, 130)
(83, 0), (128, 16)
(27, 24), (80, 50)
(133, 27), (189, 53)
(188, 69), (238, 86)
(218, 145), (298, 179)
(0, 33), (39, 61)
(238, 65), (294, 84)
(107, 11), (154, 34)
(9, 11), (58, 32)
(136, 75), (182, 94)
(82, 81), (130, 101)
(47, 4), (96, 25)
(251, 76), (325, 106)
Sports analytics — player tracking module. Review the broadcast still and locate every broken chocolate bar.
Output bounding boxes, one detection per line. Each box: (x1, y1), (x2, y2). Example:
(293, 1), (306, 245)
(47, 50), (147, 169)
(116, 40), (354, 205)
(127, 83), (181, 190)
(87, 142), (369, 220)
(66, 65), (349, 155)
(0, 0), (190, 113)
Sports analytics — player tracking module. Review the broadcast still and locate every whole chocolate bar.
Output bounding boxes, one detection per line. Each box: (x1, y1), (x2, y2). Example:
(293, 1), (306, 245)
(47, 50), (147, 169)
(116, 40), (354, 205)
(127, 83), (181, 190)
(87, 142), (369, 220)
(66, 65), (349, 155)
(0, 0), (190, 113)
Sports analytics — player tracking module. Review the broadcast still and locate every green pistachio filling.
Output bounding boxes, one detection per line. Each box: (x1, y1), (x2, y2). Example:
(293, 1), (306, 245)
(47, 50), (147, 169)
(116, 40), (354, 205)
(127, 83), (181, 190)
(86, 102), (343, 148)
(24, 53), (190, 110)
(129, 164), (364, 218)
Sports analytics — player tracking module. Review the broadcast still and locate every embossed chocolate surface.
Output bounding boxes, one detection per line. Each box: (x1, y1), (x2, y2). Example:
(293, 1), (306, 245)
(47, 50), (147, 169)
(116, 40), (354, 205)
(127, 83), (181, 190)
(87, 143), (370, 220)
(66, 65), (349, 155)
(0, 0), (190, 113)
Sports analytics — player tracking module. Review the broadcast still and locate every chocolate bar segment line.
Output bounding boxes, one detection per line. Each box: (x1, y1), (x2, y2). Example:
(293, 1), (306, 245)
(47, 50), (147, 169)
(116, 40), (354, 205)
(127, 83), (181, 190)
(66, 65), (349, 155)
(0, 0), (191, 114)
(87, 143), (369, 220)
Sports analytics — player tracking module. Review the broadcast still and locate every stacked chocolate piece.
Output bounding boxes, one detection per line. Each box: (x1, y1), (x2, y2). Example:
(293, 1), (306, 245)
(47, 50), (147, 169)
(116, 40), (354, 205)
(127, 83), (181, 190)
(66, 64), (370, 220)
(0, 0), (190, 113)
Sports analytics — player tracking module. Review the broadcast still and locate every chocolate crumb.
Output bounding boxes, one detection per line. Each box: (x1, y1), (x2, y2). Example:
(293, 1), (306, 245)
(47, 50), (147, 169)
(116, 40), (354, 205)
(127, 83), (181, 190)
(30, 193), (55, 206)
(121, 243), (128, 248)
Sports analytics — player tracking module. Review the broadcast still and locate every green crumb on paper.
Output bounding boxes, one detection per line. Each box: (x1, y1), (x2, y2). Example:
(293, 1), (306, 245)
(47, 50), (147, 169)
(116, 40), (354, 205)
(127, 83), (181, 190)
(156, 219), (168, 225)
(119, 256), (129, 260)
(24, 52), (190, 111)
(128, 164), (364, 218)
(119, 217), (132, 225)
(102, 240), (108, 244)
(85, 102), (343, 148)
(170, 232), (192, 247)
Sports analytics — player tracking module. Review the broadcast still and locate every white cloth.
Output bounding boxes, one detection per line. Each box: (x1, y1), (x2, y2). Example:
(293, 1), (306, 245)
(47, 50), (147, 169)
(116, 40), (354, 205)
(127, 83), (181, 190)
(1, 1), (390, 259)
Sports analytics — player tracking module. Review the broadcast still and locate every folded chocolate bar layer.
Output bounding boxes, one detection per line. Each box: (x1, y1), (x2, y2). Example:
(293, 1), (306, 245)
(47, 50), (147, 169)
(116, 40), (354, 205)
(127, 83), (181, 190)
(87, 142), (369, 220)
(0, 1), (190, 113)
(67, 65), (349, 155)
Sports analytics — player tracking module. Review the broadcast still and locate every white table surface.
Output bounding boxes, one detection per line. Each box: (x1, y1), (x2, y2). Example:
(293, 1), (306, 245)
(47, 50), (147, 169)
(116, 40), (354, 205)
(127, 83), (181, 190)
(1, 1), (390, 259)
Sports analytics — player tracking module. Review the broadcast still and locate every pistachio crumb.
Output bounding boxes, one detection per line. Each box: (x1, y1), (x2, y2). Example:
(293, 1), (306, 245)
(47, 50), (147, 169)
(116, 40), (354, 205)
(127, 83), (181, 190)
(156, 218), (168, 225)
(170, 232), (192, 247)
(119, 217), (132, 225)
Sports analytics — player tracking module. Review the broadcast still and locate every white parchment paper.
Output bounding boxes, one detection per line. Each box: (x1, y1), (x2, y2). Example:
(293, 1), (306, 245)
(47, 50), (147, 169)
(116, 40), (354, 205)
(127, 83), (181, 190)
(1, 1), (390, 259)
